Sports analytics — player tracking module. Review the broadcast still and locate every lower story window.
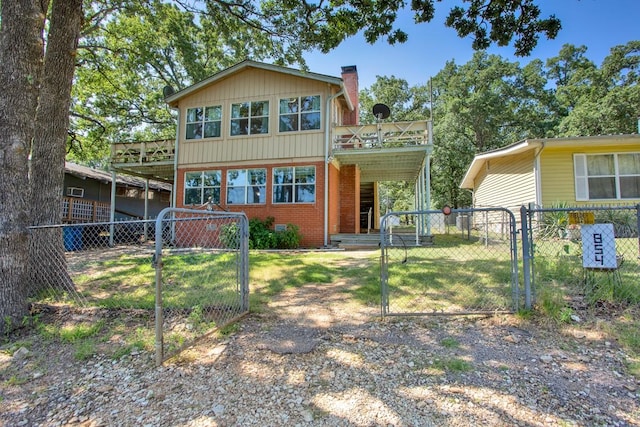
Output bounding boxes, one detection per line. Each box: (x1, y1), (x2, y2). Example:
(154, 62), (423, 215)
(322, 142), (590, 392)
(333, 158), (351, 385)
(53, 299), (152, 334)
(574, 153), (640, 200)
(184, 170), (221, 205)
(227, 168), (266, 204)
(273, 166), (315, 203)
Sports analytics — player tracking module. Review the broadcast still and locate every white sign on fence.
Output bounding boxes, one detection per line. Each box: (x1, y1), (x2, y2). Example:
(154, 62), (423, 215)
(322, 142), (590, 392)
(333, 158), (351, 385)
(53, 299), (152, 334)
(581, 223), (617, 269)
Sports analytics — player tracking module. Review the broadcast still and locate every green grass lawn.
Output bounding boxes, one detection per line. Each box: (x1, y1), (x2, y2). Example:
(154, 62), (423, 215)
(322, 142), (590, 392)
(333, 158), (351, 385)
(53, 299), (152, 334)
(52, 236), (640, 361)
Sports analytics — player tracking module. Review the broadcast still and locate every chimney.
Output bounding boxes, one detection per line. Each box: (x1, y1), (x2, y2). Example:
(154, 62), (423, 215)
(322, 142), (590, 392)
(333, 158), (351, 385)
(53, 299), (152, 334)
(341, 65), (359, 125)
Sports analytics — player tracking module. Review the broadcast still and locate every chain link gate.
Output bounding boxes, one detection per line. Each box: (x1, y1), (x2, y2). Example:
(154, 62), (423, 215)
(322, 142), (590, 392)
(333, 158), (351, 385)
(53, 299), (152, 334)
(154, 208), (249, 365)
(380, 208), (519, 317)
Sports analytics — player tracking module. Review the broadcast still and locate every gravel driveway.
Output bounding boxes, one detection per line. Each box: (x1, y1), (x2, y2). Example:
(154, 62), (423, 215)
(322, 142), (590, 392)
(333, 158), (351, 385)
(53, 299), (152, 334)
(1, 252), (639, 426)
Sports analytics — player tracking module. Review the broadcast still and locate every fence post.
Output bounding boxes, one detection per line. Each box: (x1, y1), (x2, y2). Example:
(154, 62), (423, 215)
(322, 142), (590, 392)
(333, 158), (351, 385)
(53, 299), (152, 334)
(154, 209), (168, 367)
(637, 204), (640, 259)
(520, 205), (532, 310)
(240, 214), (250, 312)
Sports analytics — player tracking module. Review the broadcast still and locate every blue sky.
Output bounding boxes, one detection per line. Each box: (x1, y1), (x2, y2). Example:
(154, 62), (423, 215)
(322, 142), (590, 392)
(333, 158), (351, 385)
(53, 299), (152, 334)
(303, 0), (640, 89)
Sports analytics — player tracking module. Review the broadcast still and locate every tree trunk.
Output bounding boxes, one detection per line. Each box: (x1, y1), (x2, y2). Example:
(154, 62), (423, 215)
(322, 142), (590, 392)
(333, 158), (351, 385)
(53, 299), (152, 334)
(0, 0), (49, 334)
(29, 0), (84, 298)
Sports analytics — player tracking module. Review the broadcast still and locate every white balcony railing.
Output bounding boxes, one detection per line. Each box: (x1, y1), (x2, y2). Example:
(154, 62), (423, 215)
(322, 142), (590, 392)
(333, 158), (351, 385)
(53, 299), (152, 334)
(111, 139), (175, 165)
(333, 120), (429, 151)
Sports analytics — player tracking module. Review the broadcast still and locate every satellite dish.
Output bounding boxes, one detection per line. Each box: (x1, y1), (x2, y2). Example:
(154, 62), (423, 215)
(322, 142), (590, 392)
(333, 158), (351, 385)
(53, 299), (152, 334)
(372, 103), (390, 120)
(162, 85), (175, 98)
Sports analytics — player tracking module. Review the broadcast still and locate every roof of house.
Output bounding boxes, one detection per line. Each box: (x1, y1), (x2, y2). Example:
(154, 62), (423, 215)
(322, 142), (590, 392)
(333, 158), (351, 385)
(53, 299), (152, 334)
(164, 59), (354, 111)
(65, 162), (172, 192)
(460, 134), (640, 189)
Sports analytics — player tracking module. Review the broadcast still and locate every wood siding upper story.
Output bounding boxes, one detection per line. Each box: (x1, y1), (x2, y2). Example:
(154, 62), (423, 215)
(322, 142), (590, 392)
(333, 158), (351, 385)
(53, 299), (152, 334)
(540, 144), (640, 207)
(473, 150), (536, 211)
(176, 68), (342, 168)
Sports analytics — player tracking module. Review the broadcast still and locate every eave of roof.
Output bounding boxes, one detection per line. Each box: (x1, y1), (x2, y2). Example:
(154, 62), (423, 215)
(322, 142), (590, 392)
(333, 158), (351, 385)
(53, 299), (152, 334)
(65, 162), (172, 192)
(164, 59), (353, 111)
(459, 134), (640, 189)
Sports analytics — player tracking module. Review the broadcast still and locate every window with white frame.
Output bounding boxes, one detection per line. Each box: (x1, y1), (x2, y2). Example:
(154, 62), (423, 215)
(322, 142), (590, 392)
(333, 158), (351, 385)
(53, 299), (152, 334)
(279, 95), (321, 132)
(230, 101), (269, 136)
(273, 166), (316, 203)
(185, 106), (222, 140)
(574, 153), (640, 200)
(226, 168), (266, 204)
(184, 170), (221, 205)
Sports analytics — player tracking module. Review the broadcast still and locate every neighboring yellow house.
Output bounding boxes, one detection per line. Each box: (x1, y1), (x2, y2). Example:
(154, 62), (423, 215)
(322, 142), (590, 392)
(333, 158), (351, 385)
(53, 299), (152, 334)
(460, 134), (640, 211)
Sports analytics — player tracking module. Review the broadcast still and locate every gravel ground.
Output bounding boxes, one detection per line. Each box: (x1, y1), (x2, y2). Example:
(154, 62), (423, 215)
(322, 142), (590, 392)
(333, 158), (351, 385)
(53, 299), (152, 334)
(1, 252), (639, 427)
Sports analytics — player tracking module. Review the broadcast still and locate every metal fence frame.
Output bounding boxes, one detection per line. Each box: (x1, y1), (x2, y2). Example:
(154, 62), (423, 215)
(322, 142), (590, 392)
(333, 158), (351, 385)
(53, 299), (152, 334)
(380, 207), (519, 317)
(153, 208), (250, 365)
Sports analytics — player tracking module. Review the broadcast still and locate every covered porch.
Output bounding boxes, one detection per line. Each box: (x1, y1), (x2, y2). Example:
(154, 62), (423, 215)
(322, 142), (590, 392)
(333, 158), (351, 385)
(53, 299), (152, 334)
(330, 120), (433, 244)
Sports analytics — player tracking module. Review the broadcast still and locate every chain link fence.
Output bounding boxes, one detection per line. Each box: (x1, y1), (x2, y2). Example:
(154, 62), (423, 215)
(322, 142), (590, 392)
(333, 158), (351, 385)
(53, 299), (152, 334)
(522, 204), (640, 311)
(27, 208), (249, 366)
(28, 220), (162, 307)
(380, 208), (519, 317)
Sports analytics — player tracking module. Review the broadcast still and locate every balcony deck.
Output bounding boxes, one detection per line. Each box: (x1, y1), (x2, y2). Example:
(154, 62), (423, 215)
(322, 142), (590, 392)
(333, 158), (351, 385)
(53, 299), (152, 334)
(108, 120), (431, 185)
(332, 120), (432, 183)
(110, 139), (175, 182)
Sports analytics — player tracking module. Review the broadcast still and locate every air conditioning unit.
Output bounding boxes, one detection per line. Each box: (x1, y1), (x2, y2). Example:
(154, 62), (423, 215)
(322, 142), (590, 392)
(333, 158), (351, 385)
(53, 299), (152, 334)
(66, 187), (84, 198)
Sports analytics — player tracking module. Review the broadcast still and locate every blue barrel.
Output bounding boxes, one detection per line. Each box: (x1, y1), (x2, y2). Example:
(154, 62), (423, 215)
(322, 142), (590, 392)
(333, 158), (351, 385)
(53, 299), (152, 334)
(63, 226), (83, 251)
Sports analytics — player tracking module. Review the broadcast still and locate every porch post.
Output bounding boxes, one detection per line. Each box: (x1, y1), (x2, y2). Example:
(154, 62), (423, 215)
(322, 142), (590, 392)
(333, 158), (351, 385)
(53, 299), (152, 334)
(144, 178), (149, 241)
(109, 170), (116, 247)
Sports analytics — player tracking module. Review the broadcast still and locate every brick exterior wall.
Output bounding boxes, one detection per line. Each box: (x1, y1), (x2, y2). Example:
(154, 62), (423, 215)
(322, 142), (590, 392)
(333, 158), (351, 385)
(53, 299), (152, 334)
(176, 160), (326, 248)
(339, 164), (360, 234)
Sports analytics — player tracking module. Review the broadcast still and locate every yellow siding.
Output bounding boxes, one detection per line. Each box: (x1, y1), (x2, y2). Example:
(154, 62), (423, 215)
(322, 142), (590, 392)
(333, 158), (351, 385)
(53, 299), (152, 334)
(177, 68), (339, 167)
(540, 144), (640, 207)
(473, 150), (536, 211)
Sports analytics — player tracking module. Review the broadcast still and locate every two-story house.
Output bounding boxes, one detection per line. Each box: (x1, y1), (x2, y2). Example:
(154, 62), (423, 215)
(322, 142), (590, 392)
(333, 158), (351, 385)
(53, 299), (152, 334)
(111, 60), (431, 247)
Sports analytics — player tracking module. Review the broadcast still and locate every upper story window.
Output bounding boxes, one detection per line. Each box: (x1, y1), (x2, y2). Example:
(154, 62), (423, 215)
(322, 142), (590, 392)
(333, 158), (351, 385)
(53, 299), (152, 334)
(230, 101), (269, 136)
(226, 168), (267, 204)
(279, 95), (321, 132)
(574, 153), (640, 200)
(186, 106), (222, 140)
(273, 166), (315, 204)
(184, 170), (221, 205)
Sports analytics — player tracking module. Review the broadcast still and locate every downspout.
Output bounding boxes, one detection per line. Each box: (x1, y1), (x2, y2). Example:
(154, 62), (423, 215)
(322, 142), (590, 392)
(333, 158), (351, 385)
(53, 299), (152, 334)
(324, 88), (345, 247)
(533, 142), (544, 208)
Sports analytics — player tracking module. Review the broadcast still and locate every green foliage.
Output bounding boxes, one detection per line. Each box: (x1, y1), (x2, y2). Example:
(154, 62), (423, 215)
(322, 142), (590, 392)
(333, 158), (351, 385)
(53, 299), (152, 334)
(431, 52), (555, 208)
(247, 217), (302, 249)
(59, 320), (105, 343)
(595, 209), (638, 238)
(431, 357), (473, 373)
(445, 0), (560, 56)
(220, 222), (241, 248)
(249, 217), (276, 249)
(535, 285), (570, 322)
(274, 224), (302, 249)
(4, 375), (29, 386)
(74, 340), (98, 360)
(359, 75), (430, 124)
(440, 337), (460, 349)
(539, 203), (570, 239)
